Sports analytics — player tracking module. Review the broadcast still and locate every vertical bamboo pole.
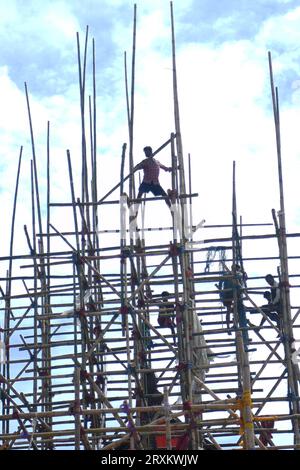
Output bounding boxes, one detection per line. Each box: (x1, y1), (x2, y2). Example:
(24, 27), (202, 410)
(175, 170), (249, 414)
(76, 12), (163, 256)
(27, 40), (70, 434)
(7, 147), (22, 304)
(45, 121), (53, 446)
(90, 38), (102, 302)
(72, 260), (79, 397)
(67, 150), (80, 253)
(66, 149), (82, 446)
(188, 154), (193, 245)
(92, 37), (98, 243)
(25, 86), (52, 447)
(91, 39), (105, 441)
(3, 278), (9, 437)
(170, 5), (194, 447)
(74, 367), (81, 450)
(30, 161), (38, 422)
(128, 5), (143, 447)
(170, 133), (178, 242)
(170, 2), (185, 196)
(89, 96), (94, 200)
(128, 4), (137, 201)
(77, 27), (89, 220)
(268, 51), (300, 447)
(188, 152), (202, 449)
(125, 262), (134, 450)
(124, 51), (131, 133)
(46, 122), (50, 264)
(77, 31), (90, 363)
(3, 147), (22, 435)
(120, 144), (127, 337)
(231, 162), (255, 449)
(88, 96), (98, 449)
(232, 161), (243, 391)
(24, 83), (43, 243)
(164, 387), (172, 450)
(170, 133), (183, 386)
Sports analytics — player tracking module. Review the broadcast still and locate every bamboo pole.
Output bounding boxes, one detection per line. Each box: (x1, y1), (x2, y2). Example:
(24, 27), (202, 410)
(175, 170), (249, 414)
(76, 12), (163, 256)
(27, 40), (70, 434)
(76, 27), (89, 224)
(74, 367), (81, 450)
(3, 146), (23, 435)
(128, 4), (137, 202)
(268, 50), (300, 447)
(45, 121), (53, 445)
(124, 51), (130, 137)
(24, 83), (43, 243)
(91, 38), (99, 258)
(231, 161), (255, 449)
(170, 10), (196, 450)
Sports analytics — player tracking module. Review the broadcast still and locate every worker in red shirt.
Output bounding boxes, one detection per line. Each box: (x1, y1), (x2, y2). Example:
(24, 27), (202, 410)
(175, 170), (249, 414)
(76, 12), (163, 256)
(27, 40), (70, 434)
(133, 146), (172, 211)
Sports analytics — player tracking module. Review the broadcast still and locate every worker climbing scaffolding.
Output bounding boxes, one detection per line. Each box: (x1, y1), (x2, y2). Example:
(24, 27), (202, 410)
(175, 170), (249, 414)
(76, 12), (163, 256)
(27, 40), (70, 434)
(130, 146), (173, 221)
(2, 3), (300, 452)
(247, 274), (282, 335)
(219, 263), (249, 346)
(157, 291), (176, 345)
(261, 274), (282, 330)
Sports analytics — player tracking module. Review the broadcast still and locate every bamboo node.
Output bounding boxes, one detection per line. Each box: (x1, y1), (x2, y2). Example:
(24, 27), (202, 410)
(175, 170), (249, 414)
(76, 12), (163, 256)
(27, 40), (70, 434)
(69, 399), (82, 415)
(183, 400), (192, 411)
(119, 305), (131, 315)
(242, 390), (252, 408)
(121, 247), (132, 259)
(80, 370), (90, 381)
(169, 243), (183, 257)
(176, 362), (189, 371)
(127, 363), (136, 374)
(12, 409), (19, 419)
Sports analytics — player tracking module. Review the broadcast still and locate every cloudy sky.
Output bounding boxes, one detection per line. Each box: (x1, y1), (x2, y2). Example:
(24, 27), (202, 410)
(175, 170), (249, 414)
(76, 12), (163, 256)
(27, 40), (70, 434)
(2, 0), (300, 326)
(1, 0), (300, 255)
(1, 0), (300, 447)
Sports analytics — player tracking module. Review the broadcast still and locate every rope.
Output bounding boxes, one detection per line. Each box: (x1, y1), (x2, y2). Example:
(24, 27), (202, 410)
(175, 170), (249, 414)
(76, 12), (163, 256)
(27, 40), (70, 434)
(204, 246), (226, 273)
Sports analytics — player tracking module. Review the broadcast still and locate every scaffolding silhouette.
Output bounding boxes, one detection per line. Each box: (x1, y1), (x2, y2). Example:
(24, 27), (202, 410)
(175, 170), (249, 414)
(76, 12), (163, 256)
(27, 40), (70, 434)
(0, 3), (300, 451)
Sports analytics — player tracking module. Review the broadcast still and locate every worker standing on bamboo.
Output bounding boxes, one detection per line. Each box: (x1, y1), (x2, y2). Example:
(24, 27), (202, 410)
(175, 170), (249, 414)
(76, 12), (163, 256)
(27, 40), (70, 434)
(255, 290), (281, 330)
(157, 291), (176, 344)
(130, 146), (172, 220)
(219, 264), (244, 334)
(257, 274), (282, 333)
(265, 274), (281, 310)
(219, 264), (249, 344)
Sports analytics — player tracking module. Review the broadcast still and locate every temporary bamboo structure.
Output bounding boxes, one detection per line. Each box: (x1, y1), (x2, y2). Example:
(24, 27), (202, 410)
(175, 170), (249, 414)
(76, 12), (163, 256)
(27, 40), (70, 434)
(0, 2), (300, 452)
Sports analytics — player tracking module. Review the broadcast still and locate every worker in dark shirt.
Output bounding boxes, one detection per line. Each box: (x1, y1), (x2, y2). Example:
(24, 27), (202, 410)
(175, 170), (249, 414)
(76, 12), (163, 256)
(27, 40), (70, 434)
(258, 275), (282, 332)
(257, 290), (281, 330)
(219, 264), (246, 334)
(157, 291), (176, 343)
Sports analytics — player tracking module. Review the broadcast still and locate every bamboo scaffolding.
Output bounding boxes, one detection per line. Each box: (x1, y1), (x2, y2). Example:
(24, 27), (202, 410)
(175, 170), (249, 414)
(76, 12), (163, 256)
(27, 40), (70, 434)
(1, 5), (300, 453)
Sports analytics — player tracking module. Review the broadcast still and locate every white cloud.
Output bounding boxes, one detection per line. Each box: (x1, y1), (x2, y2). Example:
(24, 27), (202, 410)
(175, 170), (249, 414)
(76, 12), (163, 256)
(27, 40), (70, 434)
(1, 2), (299, 266)
(1, 1), (300, 448)
(258, 6), (300, 49)
(0, 67), (27, 134)
(0, 0), (81, 45)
